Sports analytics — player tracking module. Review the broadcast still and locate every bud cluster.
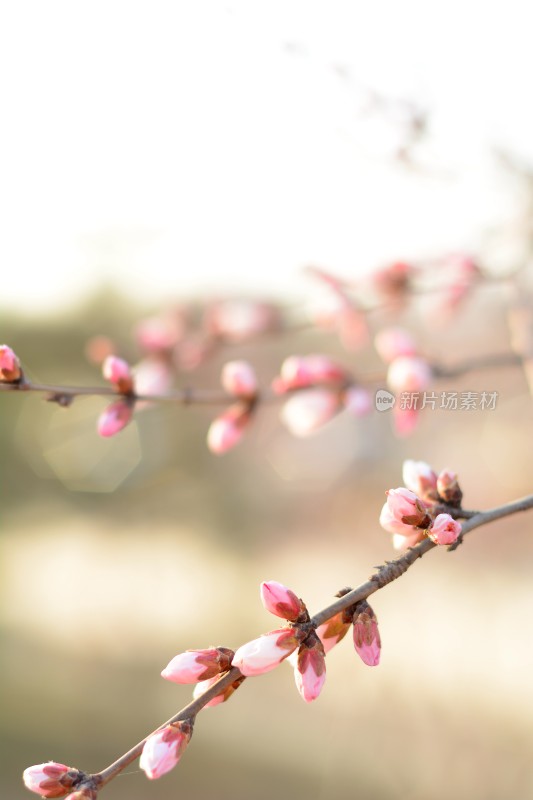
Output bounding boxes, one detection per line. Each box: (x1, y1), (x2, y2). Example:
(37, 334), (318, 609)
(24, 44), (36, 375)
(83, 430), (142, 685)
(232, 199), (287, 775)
(380, 459), (464, 548)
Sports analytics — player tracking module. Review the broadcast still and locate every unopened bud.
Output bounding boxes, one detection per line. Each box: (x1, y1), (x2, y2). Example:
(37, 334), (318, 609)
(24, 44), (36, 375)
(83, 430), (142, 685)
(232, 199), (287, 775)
(221, 360), (258, 397)
(315, 610), (352, 654)
(207, 403), (252, 454)
(232, 628), (305, 676)
(260, 581), (306, 622)
(139, 721), (193, 780)
(161, 647), (234, 684)
(294, 634), (326, 703)
(436, 469), (463, 507)
(280, 388), (340, 437)
(428, 513), (462, 546)
(23, 763), (81, 798)
(402, 460), (438, 501)
(102, 356), (134, 394)
(97, 401), (134, 437)
(384, 487), (431, 528)
(0, 345), (22, 382)
(352, 602), (381, 666)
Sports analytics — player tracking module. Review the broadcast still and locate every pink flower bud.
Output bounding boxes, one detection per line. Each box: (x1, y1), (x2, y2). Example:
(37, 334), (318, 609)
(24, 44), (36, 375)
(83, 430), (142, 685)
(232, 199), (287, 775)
(23, 763), (80, 798)
(392, 406), (420, 437)
(0, 344), (22, 382)
(379, 503), (420, 536)
(97, 401), (133, 437)
(343, 387), (372, 417)
(205, 300), (279, 342)
(436, 469), (463, 506)
(428, 513), (462, 546)
(274, 355), (348, 393)
(161, 647), (233, 684)
(139, 721), (193, 780)
(207, 404), (251, 454)
(387, 356), (432, 393)
(294, 636), (326, 702)
(102, 356), (134, 394)
(352, 603), (381, 666)
(385, 487), (431, 528)
(374, 327), (418, 363)
(372, 261), (412, 301)
(402, 459), (438, 500)
(231, 628), (305, 676)
(315, 611), (351, 654)
(260, 581), (306, 622)
(192, 674), (245, 708)
(135, 315), (183, 352)
(221, 361), (258, 397)
(280, 389), (340, 437)
(134, 359), (172, 397)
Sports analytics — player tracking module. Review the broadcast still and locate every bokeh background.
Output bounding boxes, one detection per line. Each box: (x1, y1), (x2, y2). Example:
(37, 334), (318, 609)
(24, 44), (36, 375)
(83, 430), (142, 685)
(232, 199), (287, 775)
(2, 3), (533, 799)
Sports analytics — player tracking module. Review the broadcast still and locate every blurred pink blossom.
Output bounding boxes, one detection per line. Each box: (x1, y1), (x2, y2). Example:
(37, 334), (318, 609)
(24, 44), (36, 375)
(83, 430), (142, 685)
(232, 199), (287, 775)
(102, 355), (134, 394)
(97, 401), (133, 437)
(280, 389), (340, 437)
(207, 404), (251, 454)
(221, 360), (258, 397)
(387, 356), (432, 393)
(374, 327), (418, 363)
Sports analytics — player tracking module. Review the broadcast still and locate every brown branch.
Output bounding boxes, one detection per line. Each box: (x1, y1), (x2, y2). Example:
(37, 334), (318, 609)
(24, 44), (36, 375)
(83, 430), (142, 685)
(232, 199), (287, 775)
(71, 491), (533, 796)
(0, 351), (523, 409)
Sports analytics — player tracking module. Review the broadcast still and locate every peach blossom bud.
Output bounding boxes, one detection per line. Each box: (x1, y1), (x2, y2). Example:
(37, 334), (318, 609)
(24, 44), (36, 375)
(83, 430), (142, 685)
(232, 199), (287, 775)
(207, 404), (251, 454)
(102, 356), (134, 394)
(385, 487), (431, 528)
(84, 335), (116, 365)
(260, 581), (306, 622)
(23, 763), (80, 798)
(387, 356), (432, 393)
(402, 459), (438, 500)
(428, 513), (462, 546)
(206, 300), (279, 342)
(352, 602), (381, 666)
(221, 361), (258, 397)
(294, 636), (326, 702)
(192, 674), (245, 708)
(374, 327), (418, 363)
(373, 260), (412, 300)
(0, 345), (22, 382)
(436, 469), (463, 506)
(134, 359), (172, 397)
(135, 315), (183, 352)
(280, 389), (340, 437)
(316, 610), (351, 654)
(97, 401), (133, 437)
(139, 721), (192, 780)
(379, 503), (420, 536)
(276, 355), (348, 392)
(343, 387), (372, 417)
(393, 406), (420, 437)
(232, 628), (305, 676)
(161, 647), (233, 684)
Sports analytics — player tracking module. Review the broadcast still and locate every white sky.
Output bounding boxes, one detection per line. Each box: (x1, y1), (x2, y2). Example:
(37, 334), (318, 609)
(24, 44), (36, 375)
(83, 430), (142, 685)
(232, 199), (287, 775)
(1, 0), (532, 313)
